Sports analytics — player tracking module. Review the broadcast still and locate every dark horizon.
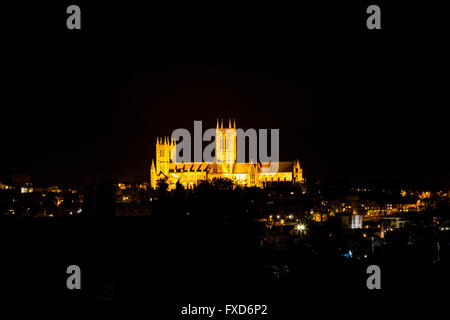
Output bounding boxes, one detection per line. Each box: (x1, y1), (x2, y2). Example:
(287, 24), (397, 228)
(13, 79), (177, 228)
(3, 3), (448, 187)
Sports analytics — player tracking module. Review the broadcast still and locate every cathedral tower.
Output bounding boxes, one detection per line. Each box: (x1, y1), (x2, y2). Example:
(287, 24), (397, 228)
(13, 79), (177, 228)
(155, 136), (176, 178)
(216, 118), (236, 174)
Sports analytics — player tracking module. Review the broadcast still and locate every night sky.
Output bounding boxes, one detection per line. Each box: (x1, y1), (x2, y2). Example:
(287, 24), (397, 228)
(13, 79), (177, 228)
(3, 3), (448, 186)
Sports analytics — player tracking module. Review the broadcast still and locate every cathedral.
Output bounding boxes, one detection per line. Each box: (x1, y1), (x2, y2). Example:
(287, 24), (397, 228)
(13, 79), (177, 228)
(150, 119), (304, 190)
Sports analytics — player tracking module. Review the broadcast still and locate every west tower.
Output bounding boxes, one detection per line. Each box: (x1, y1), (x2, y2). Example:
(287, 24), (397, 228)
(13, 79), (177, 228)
(155, 136), (176, 178)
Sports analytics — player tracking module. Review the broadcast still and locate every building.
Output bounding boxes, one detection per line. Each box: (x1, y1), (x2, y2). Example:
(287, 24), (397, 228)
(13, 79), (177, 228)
(150, 119), (304, 189)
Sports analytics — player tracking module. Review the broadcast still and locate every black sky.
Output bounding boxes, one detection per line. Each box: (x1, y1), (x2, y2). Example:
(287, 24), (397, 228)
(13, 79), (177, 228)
(2, 2), (449, 186)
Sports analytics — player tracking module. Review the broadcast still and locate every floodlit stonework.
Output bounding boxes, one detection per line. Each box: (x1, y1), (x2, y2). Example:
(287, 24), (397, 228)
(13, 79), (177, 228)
(150, 119), (304, 189)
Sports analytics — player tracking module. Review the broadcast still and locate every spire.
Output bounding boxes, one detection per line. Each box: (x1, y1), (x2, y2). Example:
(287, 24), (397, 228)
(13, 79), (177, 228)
(233, 119), (236, 129)
(156, 137), (159, 145)
(151, 159), (155, 170)
(216, 118), (219, 129)
(221, 119), (223, 129)
(228, 118), (231, 128)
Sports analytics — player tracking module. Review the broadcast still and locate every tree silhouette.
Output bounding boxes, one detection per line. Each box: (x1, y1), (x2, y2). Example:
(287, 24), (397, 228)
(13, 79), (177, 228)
(95, 182), (116, 218)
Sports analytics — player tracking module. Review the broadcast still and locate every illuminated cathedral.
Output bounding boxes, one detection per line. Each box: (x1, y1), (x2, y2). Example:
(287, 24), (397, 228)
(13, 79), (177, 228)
(150, 119), (304, 190)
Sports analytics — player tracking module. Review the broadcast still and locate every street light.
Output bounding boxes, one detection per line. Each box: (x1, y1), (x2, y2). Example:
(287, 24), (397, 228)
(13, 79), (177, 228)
(296, 224), (306, 237)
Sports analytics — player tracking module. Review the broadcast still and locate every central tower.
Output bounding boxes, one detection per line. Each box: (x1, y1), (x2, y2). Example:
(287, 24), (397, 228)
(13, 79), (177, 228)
(216, 118), (236, 174)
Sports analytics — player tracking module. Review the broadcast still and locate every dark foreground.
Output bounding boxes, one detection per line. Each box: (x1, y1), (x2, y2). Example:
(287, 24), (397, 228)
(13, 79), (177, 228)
(1, 216), (449, 318)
